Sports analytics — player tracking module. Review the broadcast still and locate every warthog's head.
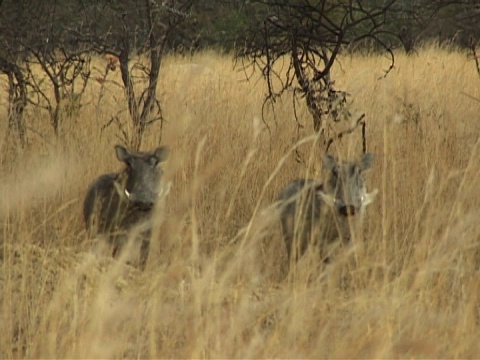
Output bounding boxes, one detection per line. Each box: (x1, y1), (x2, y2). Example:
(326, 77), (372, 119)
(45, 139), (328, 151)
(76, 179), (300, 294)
(113, 145), (169, 211)
(320, 153), (377, 217)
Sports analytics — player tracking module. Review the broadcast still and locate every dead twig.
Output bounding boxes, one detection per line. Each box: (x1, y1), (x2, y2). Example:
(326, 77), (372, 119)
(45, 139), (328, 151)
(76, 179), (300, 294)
(469, 37), (480, 78)
(325, 113), (367, 153)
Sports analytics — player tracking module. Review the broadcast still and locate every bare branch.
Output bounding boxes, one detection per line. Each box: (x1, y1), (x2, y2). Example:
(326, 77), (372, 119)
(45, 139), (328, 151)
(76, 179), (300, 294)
(237, 0), (395, 150)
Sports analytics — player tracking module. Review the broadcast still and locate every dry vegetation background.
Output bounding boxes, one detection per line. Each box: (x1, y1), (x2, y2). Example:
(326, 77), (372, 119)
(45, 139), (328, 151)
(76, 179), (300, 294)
(1, 44), (480, 358)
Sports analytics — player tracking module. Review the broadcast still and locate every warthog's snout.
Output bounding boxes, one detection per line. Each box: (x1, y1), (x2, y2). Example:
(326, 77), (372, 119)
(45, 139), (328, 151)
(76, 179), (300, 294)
(338, 204), (356, 216)
(131, 198), (155, 211)
(123, 188), (155, 211)
(320, 187), (378, 217)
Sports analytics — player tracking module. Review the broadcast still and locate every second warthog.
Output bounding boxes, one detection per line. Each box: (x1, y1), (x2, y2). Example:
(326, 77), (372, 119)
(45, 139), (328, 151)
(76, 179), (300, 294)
(278, 153), (377, 266)
(83, 144), (169, 269)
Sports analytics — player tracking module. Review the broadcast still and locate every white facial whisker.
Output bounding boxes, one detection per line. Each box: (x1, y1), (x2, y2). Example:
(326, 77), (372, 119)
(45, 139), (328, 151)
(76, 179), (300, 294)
(157, 181), (172, 198)
(318, 192), (335, 207)
(124, 188), (131, 199)
(361, 189), (379, 206)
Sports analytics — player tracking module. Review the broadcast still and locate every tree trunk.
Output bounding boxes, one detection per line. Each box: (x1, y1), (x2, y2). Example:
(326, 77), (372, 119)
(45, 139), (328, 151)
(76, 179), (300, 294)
(1, 59), (27, 147)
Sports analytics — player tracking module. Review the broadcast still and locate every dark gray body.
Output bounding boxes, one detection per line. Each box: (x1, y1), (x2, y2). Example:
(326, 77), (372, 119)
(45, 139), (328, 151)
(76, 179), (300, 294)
(278, 153), (376, 265)
(83, 145), (169, 269)
(278, 179), (338, 263)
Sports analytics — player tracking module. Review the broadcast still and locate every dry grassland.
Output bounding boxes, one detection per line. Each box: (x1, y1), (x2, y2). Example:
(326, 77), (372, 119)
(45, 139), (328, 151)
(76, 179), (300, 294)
(1, 44), (480, 358)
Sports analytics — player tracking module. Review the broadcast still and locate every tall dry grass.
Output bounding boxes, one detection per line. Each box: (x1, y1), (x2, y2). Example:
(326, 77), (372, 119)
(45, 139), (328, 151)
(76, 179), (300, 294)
(1, 44), (480, 358)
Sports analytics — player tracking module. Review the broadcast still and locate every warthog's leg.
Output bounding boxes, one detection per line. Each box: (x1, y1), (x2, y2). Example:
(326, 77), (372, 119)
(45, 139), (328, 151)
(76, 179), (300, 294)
(111, 234), (128, 259)
(139, 239), (150, 271)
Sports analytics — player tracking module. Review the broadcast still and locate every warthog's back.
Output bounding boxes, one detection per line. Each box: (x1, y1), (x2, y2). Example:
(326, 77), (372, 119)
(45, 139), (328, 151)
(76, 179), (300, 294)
(84, 174), (116, 232)
(278, 179), (324, 226)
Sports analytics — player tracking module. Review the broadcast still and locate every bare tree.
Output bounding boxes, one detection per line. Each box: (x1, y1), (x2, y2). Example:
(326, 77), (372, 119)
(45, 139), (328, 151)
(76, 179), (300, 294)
(0, 0), (194, 147)
(0, 0), (92, 140)
(24, 47), (91, 136)
(75, 0), (194, 149)
(0, 59), (28, 147)
(385, 1), (480, 53)
(0, 1), (29, 147)
(237, 0), (396, 148)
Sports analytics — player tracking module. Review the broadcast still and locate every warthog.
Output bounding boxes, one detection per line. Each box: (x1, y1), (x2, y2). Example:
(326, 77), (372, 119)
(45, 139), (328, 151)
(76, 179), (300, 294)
(83, 144), (169, 269)
(278, 153), (377, 266)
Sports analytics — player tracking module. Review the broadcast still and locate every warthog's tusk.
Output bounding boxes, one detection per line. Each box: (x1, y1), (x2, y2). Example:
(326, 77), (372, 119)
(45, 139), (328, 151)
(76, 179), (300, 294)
(113, 181), (130, 201)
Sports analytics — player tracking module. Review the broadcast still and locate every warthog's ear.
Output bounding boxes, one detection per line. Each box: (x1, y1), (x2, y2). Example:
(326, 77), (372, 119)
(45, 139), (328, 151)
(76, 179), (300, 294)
(152, 146), (169, 164)
(359, 153), (374, 171)
(322, 153), (337, 171)
(115, 145), (132, 163)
